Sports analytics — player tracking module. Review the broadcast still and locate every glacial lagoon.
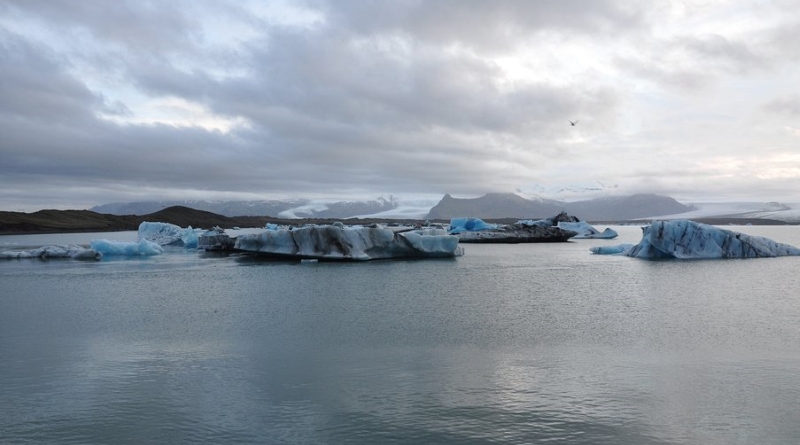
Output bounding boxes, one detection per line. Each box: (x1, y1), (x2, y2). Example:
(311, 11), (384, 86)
(2, 225), (800, 444)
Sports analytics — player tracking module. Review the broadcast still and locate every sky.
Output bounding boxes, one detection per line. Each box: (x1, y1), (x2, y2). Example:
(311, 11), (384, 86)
(2, 0), (800, 212)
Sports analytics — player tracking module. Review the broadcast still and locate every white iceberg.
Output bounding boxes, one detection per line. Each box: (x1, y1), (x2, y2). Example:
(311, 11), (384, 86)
(90, 239), (164, 256)
(235, 224), (463, 260)
(1, 245), (102, 260)
(137, 221), (202, 247)
(557, 221), (618, 239)
(591, 220), (800, 259)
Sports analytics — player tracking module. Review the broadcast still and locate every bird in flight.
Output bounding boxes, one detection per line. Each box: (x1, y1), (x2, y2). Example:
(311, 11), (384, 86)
(569, 120), (579, 126)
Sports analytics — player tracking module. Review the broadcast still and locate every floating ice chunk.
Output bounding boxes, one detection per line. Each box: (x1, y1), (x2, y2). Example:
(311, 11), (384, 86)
(590, 244), (634, 255)
(515, 219), (552, 227)
(624, 220), (800, 259)
(558, 221), (619, 239)
(235, 224), (463, 260)
(137, 221), (202, 247)
(90, 239), (164, 256)
(1, 245), (102, 260)
(448, 217), (497, 234)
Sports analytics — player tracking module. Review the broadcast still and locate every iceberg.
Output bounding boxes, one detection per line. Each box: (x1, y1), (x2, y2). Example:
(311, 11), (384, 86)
(592, 220), (800, 259)
(557, 221), (618, 239)
(234, 224), (463, 260)
(137, 221), (202, 248)
(1, 245), (102, 260)
(198, 227), (235, 251)
(590, 244), (635, 255)
(448, 217), (498, 234)
(452, 212), (579, 243)
(90, 239), (164, 256)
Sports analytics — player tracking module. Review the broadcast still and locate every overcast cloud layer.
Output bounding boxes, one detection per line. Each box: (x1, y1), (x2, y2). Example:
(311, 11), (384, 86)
(2, 0), (800, 211)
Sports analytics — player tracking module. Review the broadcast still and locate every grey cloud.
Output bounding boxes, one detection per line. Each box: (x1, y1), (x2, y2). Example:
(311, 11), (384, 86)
(319, 0), (643, 51)
(3, 0), (200, 53)
(0, 30), (99, 123)
(2, 0), (798, 211)
(763, 95), (800, 116)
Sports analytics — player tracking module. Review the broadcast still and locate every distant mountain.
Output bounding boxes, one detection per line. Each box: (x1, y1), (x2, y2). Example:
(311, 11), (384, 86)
(426, 193), (566, 220)
(425, 193), (693, 221)
(91, 199), (307, 217)
(0, 205), (419, 235)
(563, 194), (693, 221)
(92, 197), (398, 219)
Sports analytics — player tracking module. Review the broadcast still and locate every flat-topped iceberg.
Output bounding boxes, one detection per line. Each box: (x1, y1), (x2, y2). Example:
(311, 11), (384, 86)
(1, 239), (164, 260)
(1, 245), (102, 260)
(235, 224), (463, 260)
(591, 220), (800, 259)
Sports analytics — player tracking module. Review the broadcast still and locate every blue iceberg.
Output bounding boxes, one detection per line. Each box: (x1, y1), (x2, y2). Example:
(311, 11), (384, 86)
(448, 217), (497, 234)
(137, 221), (202, 248)
(90, 239), (164, 256)
(592, 220), (800, 259)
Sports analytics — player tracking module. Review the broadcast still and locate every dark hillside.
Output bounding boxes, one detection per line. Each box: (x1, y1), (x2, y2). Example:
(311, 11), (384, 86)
(0, 206), (426, 235)
(0, 209), (136, 234)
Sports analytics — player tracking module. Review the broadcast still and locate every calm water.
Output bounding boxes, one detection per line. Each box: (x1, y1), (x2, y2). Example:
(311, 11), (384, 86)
(2, 226), (800, 444)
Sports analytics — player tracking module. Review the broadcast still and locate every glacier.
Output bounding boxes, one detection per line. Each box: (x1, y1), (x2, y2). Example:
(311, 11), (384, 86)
(591, 220), (800, 259)
(234, 224), (463, 260)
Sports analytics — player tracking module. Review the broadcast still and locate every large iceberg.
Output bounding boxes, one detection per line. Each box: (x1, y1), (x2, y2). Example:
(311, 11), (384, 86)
(591, 220), (800, 259)
(234, 224), (463, 260)
(137, 221), (202, 248)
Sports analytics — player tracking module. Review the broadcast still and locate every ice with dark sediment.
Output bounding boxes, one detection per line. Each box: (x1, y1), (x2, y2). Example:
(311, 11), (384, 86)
(557, 221), (618, 239)
(450, 212), (579, 243)
(591, 220), (800, 259)
(234, 223), (463, 260)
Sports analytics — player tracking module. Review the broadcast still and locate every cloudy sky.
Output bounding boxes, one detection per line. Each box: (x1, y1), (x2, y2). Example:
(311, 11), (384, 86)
(2, 0), (800, 211)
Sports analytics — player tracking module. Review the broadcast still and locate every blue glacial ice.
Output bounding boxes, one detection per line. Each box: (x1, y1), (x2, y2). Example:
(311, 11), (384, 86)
(591, 220), (800, 259)
(557, 221), (619, 239)
(90, 239), (164, 256)
(137, 221), (202, 247)
(448, 217), (497, 234)
(235, 224), (463, 260)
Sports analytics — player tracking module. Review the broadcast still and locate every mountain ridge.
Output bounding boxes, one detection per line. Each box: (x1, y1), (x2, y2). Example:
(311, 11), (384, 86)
(426, 193), (693, 221)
